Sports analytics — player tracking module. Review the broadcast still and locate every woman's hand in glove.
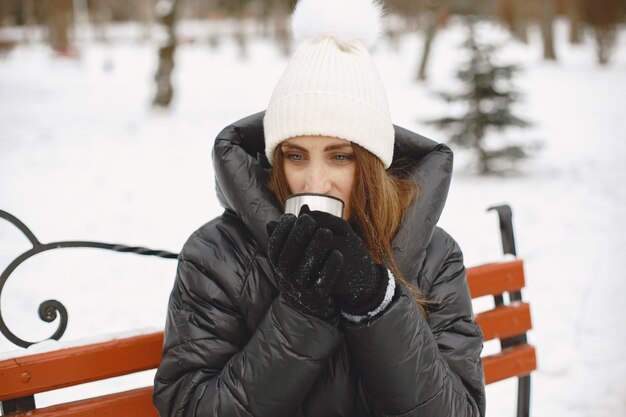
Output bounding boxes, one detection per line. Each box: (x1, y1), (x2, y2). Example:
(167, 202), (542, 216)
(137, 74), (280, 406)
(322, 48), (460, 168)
(266, 212), (344, 321)
(303, 207), (389, 317)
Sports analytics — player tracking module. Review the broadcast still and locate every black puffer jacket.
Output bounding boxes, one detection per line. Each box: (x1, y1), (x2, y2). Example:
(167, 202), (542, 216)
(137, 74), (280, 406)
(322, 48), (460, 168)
(153, 112), (486, 417)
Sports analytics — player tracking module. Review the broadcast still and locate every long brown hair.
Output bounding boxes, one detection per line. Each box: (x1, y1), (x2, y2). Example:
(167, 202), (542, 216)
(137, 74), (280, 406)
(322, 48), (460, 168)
(268, 142), (428, 311)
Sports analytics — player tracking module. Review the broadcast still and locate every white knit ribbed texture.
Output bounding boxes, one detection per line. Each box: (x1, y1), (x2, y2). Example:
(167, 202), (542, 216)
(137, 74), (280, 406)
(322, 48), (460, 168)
(264, 36), (394, 168)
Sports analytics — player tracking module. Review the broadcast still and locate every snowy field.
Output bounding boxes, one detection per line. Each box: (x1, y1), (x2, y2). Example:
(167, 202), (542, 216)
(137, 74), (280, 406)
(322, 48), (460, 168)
(1, 18), (625, 416)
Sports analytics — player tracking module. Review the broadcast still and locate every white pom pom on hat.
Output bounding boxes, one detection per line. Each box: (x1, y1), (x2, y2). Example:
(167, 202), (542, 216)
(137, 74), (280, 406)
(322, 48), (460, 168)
(264, 0), (395, 169)
(291, 0), (384, 48)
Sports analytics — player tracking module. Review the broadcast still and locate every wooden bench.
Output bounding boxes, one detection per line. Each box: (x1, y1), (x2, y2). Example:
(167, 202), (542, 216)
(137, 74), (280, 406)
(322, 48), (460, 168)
(468, 259), (537, 417)
(0, 206), (536, 417)
(0, 259), (536, 417)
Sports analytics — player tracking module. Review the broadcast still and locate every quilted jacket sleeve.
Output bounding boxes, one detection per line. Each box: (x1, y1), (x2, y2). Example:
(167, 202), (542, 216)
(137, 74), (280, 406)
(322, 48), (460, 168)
(152, 219), (343, 417)
(343, 229), (485, 417)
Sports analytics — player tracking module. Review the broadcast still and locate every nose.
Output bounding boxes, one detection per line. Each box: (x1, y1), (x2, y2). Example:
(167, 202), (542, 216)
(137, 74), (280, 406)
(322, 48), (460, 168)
(303, 164), (332, 195)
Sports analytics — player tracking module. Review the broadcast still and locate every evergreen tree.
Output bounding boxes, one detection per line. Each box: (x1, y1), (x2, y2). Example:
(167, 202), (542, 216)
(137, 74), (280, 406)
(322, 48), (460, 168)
(427, 24), (531, 174)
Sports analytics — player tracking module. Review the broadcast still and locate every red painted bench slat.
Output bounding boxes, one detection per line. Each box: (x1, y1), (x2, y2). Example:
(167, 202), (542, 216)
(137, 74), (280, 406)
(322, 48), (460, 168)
(475, 302), (532, 341)
(13, 387), (157, 417)
(466, 260), (525, 298)
(482, 344), (537, 384)
(0, 332), (163, 400)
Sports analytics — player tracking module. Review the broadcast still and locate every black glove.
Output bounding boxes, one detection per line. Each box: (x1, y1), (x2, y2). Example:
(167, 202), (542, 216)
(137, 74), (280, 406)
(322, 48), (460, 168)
(303, 207), (388, 317)
(267, 212), (344, 321)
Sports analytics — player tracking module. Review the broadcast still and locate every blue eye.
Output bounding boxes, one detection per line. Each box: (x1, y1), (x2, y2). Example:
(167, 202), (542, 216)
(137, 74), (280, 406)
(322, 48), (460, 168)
(334, 154), (353, 161)
(287, 153), (303, 161)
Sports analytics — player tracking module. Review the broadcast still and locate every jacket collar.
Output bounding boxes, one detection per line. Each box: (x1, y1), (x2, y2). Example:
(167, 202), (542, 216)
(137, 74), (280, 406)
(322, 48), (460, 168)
(212, 111), (453, 277)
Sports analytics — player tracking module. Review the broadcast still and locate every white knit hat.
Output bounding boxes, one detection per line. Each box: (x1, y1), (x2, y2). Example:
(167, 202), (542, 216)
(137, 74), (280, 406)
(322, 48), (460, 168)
(264, 0), (395, 169)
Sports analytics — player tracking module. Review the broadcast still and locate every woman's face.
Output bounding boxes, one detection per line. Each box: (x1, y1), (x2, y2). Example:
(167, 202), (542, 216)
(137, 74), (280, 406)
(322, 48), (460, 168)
(281, 135), (356, 220)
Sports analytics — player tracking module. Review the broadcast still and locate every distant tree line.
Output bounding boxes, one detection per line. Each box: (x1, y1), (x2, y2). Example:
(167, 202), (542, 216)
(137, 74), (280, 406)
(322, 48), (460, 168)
(0, 0), (624, 66)
(1, 0), (624, 58)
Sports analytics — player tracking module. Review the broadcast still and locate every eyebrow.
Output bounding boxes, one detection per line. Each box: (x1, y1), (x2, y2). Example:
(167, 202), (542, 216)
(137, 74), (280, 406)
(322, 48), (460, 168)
(281, 143), (353, 152)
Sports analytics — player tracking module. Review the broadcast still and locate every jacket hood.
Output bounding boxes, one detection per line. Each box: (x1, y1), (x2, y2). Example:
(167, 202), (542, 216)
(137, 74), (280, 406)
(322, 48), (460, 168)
(212, 111), (453, 276)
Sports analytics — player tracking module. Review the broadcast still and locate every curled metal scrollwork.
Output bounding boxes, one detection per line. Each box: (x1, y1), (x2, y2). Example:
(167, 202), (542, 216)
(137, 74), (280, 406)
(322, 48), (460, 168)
(0, 209), (178, 348)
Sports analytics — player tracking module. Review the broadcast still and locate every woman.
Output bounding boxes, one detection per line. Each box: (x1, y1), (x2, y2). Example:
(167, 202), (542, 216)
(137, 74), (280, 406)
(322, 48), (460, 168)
(153, 1), (485, 416)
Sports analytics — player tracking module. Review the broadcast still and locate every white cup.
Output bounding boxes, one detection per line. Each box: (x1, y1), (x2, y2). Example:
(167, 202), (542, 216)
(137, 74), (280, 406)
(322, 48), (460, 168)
(285, 193), (344, 218)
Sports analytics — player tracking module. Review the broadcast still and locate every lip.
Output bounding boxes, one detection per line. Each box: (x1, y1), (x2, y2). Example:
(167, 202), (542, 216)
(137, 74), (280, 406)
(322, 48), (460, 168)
(285, 193), (344, 218)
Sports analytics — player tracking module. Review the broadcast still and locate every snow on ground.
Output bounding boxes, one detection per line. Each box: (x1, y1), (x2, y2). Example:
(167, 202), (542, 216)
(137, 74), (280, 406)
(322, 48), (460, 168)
(1, 18), (625, 416)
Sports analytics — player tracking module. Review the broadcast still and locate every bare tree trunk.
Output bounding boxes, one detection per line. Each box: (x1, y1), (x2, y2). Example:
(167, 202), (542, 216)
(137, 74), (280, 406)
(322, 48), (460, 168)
(539, 0), (557, 61)
(497, 0), (529, 43)
(585, 0), (620, 65)
(259, 5), (271, 38)
(385, 24), (402, 53)
(416, 0), (449, 81)
(274, 12), (291, 56)
(94, 0), (111, 42)
(72, 0), (89, 43)
(153, 0), (180, 108)
(567, 0), (584, 44)
(270, 0), (295, 56)
(417, 19), (436, 81)
(478, 147), (491, 175)
(233, 19), (249, 60)
(512, 0), (529, 43)
(137, 0), (155, 41)
(21, 0), (37, 43)
(47, 0), (73, 53)
(594, 27), (616, 65)
(0, 1), (7, 27)
(513, 21), (529, 43)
